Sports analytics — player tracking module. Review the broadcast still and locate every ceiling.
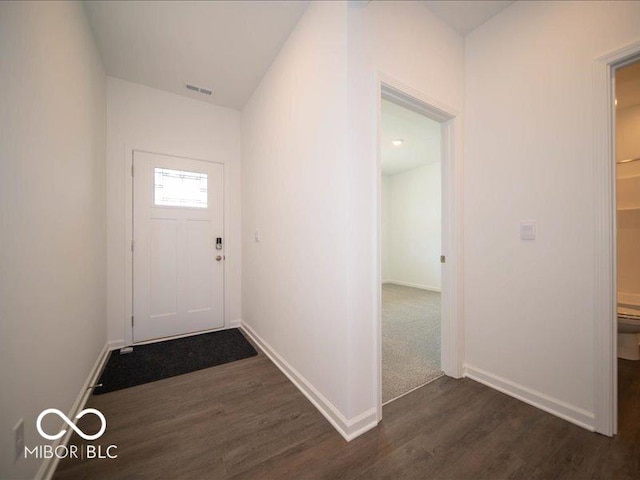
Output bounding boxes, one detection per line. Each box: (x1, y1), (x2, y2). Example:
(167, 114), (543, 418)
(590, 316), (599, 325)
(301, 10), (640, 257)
(381, 99), (441, 176)
(83, 1), (309, 110)
(421, 1), (515, 35)
(82, 1), (516, 110)
(617, 61), (640, 109)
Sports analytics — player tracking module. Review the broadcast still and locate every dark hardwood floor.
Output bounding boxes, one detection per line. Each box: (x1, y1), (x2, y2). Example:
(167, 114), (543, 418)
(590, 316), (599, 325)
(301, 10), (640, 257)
(54, 340), (640, 480)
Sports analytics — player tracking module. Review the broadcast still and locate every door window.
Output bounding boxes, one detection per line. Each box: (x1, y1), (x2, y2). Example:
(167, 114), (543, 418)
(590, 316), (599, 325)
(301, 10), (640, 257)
(154, 168), (208, 208)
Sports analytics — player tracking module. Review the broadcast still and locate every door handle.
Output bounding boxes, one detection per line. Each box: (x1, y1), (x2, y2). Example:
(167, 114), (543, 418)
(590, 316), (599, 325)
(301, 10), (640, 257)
(215, 255), (223, 261)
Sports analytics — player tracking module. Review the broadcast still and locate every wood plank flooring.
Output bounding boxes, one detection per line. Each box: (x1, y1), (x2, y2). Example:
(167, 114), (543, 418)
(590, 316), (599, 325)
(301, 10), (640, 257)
(54, 340), (640, 480)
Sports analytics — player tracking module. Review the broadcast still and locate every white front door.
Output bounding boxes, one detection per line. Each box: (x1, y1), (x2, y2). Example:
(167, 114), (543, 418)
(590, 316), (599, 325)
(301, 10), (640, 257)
(133, 151), (224, 343)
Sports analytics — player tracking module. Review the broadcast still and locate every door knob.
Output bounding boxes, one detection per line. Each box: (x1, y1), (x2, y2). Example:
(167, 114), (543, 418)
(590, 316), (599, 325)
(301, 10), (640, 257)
(215, 255), (223, 261)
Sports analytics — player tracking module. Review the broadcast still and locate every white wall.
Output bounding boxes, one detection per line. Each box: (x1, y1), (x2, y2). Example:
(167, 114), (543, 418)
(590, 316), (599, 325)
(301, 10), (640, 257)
(381, 177), (391, 281)
(242, 1), (463, 437)
(383, 164), (442, 291)
(242, 0), (352, 424)
(617, 104), (640, 163)
(464, 1), (640, 427)
(106, 77), (242, 345)
(0, 2), (106, 478)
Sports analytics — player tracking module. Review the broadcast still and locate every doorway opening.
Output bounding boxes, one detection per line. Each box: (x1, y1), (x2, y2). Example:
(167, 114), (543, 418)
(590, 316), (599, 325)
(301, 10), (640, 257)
(380, 97), (444, 404)
(592, 40), (640, 437)
(376, 80), (463, 414)
(614, 59), (640, 432)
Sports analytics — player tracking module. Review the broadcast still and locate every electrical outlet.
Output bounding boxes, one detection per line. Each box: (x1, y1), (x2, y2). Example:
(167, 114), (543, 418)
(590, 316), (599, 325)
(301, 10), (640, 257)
(13, 419), (24, 463)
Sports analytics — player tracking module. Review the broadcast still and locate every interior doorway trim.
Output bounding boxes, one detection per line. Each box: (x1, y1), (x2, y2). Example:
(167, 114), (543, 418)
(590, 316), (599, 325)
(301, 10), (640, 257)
(375, 73), (464, 420)
(593, 39), (640, 437)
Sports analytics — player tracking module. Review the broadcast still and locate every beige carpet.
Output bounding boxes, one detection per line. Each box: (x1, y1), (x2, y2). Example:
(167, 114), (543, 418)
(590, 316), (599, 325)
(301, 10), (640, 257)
(382, 283), (443, 403)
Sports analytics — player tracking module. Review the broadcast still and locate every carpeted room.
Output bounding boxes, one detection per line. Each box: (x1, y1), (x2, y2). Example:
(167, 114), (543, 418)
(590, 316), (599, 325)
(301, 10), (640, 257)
(380, 98), (444, 403)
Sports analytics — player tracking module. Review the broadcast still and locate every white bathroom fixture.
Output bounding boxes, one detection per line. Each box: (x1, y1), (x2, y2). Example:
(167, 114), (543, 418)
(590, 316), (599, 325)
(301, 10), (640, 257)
(618, 303), (640, 361)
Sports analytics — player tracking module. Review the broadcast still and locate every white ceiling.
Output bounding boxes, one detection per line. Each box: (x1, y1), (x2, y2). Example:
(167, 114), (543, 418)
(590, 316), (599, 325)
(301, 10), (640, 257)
(83, 1), (309, 110)
(617, 61), (640, 109)
(83, 1), (515, 110)
(421, 1), (515, 35)
(381, 99), (441, 176)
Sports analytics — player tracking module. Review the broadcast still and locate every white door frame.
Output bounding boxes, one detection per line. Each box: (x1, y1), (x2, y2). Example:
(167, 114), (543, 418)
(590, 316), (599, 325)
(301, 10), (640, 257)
(124, 148), (227, 347)
(592, 40), (640, 436)
(375, 73), (464, 419)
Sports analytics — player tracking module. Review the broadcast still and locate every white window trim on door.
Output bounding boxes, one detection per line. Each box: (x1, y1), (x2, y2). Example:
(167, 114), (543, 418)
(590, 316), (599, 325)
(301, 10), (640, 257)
(374, 73), (465, 421)
(123, 147), (230, 347)
(592, 39), (640, 437)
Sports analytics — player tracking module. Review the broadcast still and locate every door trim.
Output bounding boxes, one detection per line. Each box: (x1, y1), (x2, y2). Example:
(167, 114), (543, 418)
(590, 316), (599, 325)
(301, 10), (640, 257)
(374, 73), (464, 421)
(592, 39), (640, 436)
(124, 148), (226, 347)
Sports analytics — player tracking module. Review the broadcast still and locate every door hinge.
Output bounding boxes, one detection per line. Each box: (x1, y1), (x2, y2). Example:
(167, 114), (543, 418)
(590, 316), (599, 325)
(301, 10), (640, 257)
(131, 240), (134, 253)
(131, 315), (134, 327)
(131, 164), (134, 177)
(440, 255), (446, 264)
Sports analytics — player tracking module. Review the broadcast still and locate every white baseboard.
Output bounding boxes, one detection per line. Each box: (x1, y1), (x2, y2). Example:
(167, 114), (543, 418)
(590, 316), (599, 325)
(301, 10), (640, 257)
(36, 342), (113, 480)
(240, 321), (378, 442)
(464, 364), (595, 431)
(383, 280), (441, 293)
(107, 339), (125, 350)
(228, 318), (241, 328)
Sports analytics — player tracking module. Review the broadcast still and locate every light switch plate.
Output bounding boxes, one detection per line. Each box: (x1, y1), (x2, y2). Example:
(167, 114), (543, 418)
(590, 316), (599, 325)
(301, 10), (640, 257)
(520, 221), (536, 241)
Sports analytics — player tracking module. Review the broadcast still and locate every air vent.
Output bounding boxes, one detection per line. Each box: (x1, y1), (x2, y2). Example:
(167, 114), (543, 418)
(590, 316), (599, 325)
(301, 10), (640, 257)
(185, 84), (213, 96)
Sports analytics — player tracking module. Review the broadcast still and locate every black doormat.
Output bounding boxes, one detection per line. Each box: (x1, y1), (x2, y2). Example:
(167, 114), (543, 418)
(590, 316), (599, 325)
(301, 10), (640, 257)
(94, 329), (258, 395)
